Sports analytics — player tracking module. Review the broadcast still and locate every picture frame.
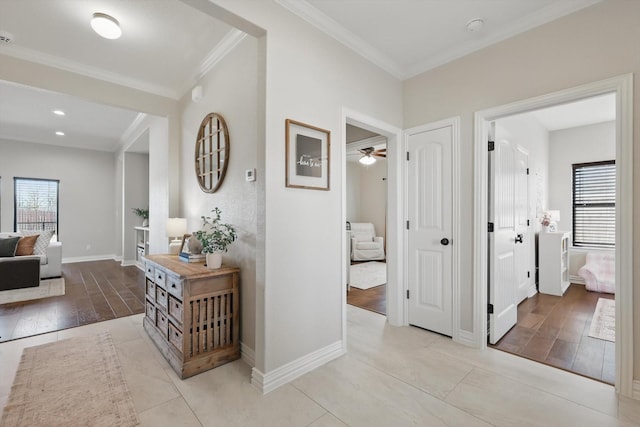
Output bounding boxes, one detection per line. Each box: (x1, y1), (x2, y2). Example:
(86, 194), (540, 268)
(180, 234), (192, 255)
(285, 119), (330, 190)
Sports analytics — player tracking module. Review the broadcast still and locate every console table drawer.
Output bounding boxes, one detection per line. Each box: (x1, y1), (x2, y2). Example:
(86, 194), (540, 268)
(145, 278), (156, 302)
(168, 295), (183, 324)
(146, 300), (156, 323)
(156, 285), (168, 311)
(145, 263), (155, 280)
(155, 269), (166, 288)
(167, 274), (183, 298)
(156, 310), (168, 339)
(168, 322), (183, 352)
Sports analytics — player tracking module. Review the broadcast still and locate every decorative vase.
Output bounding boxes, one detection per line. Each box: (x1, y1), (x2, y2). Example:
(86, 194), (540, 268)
(205, 252), (222, 269)
(142, 218), (149, 227)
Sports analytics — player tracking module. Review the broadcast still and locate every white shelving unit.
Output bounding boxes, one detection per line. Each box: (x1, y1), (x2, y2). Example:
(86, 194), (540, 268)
(538, 230), (571, 296)
(135, 226), (150, 270)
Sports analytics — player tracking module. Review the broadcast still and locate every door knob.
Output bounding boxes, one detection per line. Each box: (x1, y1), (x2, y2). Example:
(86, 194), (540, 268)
(515, 234), (523, 244)
(440, 238), (450, 246)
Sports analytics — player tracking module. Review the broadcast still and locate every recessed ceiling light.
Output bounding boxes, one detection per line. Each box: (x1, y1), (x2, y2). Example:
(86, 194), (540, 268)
(53, 110), (65, 116)
(466, 18), (485, 33)
(55, 131), (65, 136)
(91, 13), (121, 40)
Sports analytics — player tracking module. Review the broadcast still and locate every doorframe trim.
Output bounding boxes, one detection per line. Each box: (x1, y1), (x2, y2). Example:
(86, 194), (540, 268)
(472, 74), (634, 397)
(403, 117), (462, 341)
(341, 107), (404, 337)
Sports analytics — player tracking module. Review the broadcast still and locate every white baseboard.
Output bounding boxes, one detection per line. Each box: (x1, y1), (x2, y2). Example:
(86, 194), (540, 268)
(251, 340), (344, 394)
(569, 275), (585, 285)
(121, 260), (136, 267)
(62, 254), (118, 264)
(241, 342), (255, 367)
(455, 329), (476, 347)
(633, 380), (640, 400)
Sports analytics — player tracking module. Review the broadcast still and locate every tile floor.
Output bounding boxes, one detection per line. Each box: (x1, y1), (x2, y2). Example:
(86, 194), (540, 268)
(1, 306), (639, 426)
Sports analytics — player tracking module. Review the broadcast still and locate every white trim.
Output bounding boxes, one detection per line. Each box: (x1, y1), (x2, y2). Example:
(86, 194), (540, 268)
(473, 74), (633, 397)
(456, 329), (476, 347)
(250, 341), (343, 394)
(633, 380), (640, 400)
(341, 107), (403, 327)
(119, 113), (148, 146)
(403, 117), (461, 342)
(62, 254), (119, 264)
(568, 275), (586, 285)
(241, 342), (255, 367)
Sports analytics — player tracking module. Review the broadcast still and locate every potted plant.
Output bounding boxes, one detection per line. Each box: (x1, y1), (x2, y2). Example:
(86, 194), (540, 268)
(193, 208), (237, 269)
(132, 207), (149, 227)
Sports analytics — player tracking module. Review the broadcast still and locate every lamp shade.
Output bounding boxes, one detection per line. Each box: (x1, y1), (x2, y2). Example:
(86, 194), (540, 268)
(166, 218), (187, 237)
(547, 210), (560, 222)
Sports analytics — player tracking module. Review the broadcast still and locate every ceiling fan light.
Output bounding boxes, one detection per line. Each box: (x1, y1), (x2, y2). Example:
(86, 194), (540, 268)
(91, 13), (121, 40)
(359, 155), (376, 165)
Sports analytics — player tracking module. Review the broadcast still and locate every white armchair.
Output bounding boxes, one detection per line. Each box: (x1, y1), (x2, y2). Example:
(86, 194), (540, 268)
(350, 222), (385, 261)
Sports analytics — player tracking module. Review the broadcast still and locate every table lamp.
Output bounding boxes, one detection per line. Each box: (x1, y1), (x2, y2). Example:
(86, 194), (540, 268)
(166, 218), (187, 255)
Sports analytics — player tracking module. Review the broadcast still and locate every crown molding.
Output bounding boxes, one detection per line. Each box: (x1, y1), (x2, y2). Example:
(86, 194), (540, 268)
(275, 0), (404, 80)
(178, 28), (247, 97)
(405, 0), (601, 79)
(0, 44), (178, 99)
(119, 113), (148, 146)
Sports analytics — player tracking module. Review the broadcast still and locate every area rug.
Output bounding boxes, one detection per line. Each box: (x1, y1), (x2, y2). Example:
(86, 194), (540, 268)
(0, 278), (65, 305)
(1, 332), (138, 427)
(588, 298), (615, 342)
(350, 261), (387, 290)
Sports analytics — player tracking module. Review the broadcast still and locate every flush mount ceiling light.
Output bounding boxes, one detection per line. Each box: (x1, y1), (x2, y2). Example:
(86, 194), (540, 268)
(52, 110), (65, 116)
(91, 13), (121, 39)
(55, 131), (65, 136)
(359, 154), (376, 165)
(465, 18), (485, 33)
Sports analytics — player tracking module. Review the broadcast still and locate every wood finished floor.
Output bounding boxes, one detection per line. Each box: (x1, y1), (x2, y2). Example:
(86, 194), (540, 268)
(0, 260), (145, 342)
(347, 284), (386, 315)
(491, 284), (615, 384)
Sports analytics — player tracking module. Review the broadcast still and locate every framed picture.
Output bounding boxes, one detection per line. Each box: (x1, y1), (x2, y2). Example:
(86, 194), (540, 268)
(285, 119), (330, 190)
(180, 234), (192, 255)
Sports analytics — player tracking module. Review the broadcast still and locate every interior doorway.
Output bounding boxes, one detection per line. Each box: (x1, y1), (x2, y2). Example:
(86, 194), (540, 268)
(487, 94), (617, 384)
(345, 124), (388, 315)
(474, 74), (633, 396)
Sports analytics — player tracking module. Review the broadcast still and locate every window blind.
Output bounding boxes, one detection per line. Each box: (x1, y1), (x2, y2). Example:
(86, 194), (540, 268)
(572, 161), (615, 247)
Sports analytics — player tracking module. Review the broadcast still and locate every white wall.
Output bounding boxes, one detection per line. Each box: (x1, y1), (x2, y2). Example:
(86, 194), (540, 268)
(123, 152), (149, 262)
(350, 159), (387, 242)
(345, 162), (361, 222)
(0, 139), (116, 260)
(402, 0), (640, 376)
(548, 121), (615, 276)
(209, 0), (403, 376)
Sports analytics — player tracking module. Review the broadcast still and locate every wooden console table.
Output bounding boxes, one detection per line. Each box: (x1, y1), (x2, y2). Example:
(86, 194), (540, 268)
(143, 254), (240, 378)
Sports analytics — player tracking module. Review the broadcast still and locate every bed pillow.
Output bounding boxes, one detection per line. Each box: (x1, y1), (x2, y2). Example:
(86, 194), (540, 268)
(0, 236), (21, 257)
(16, 235), (39, 256)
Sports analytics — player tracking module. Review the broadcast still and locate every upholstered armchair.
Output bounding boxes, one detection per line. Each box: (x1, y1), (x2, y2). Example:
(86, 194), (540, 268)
(350, 222), (385, 261)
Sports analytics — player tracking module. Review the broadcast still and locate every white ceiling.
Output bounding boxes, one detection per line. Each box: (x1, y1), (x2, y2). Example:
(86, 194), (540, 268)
(529, 93), (616, 131)
(0, 0), (604, 152)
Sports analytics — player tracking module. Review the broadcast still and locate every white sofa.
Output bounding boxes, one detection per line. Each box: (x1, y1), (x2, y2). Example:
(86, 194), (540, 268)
(0, 232), (62, 279)
(350, 222), (385, 261)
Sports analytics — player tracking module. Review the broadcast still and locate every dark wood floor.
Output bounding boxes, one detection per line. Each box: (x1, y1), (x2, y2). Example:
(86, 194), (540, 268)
(347, 284), (386, 315)
(0, 260), (145, 342)
(491, 284), (615, 384)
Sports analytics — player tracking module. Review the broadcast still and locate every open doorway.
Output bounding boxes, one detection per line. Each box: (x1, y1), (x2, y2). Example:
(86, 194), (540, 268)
(487, 94), (617, 384)
(345, 124), (388, 315)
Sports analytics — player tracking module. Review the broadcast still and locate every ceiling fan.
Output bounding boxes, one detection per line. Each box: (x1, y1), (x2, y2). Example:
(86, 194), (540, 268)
(358, 147), (386, 165)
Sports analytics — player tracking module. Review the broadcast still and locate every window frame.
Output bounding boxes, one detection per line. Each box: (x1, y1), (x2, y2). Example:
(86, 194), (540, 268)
(572, 160), (615, 248)
(13, 177), (60, 238)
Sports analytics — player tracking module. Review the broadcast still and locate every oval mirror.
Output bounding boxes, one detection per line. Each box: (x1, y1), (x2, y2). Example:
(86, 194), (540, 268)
(195, 113), (229, 193)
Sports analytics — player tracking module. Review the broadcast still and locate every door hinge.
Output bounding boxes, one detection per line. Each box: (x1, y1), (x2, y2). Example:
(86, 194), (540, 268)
(526, 167), (530, 175)
(488, 141), (495, 151)
(488, 303), (494, 314)
(488, 222), (494, 232)
(406, 220), (410, 230)
(527, 271), (531, 278)
(406, 152), (410, 161)
(527, 219), (530, 226)
(406, 289), (410, 299)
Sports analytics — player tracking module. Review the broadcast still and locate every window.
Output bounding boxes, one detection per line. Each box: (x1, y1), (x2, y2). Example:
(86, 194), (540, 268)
(572, 161), (615, 247)
(14, 177), (59, 238)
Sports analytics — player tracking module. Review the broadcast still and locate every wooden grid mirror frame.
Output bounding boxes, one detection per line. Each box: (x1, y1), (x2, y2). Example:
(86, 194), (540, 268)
(195, 113), (229, 193)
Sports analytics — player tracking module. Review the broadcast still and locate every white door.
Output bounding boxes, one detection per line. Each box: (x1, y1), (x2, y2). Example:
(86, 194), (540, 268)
(488, 136), (517, 344)
(514, 145), (531, 303)
(407, 124), (452, 336)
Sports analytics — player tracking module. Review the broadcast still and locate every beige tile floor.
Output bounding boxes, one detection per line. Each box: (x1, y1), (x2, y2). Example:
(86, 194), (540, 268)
(1, 306), (639, 426)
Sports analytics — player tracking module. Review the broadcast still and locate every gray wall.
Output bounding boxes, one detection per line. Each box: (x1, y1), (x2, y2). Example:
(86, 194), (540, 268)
(0, 138), (116, 260)
(123, 152), (149, 262)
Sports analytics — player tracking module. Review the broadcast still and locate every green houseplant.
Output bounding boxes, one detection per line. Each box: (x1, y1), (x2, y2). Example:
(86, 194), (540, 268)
(193, 208), (237, 269)
(132, 207), (149, 227)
